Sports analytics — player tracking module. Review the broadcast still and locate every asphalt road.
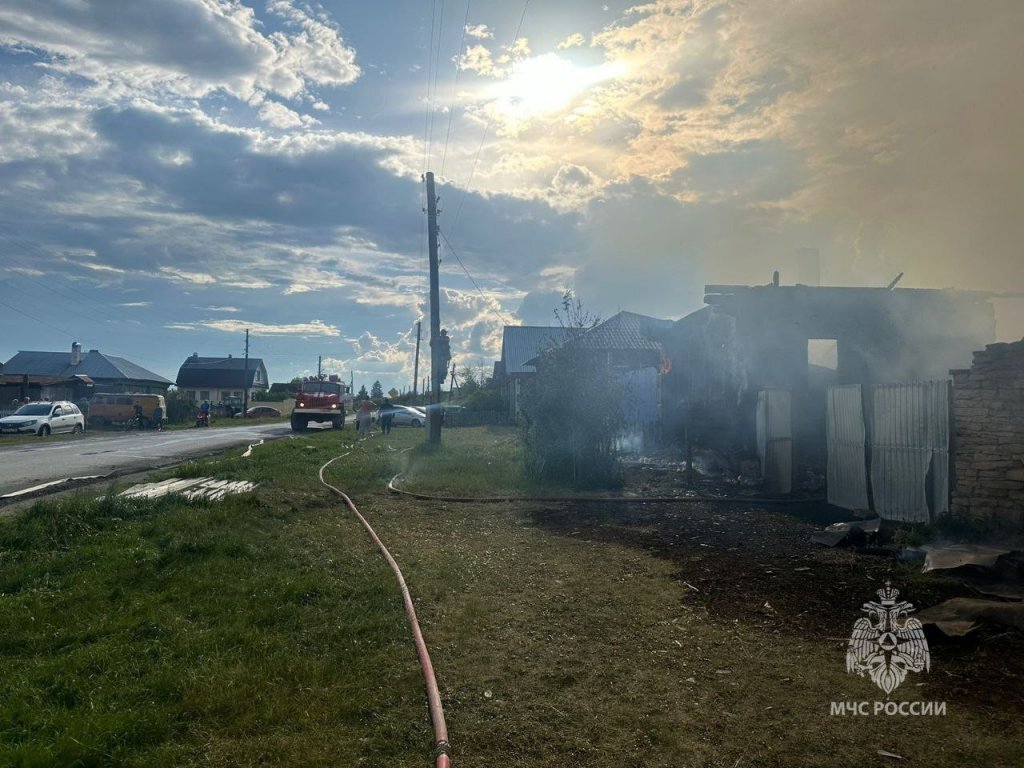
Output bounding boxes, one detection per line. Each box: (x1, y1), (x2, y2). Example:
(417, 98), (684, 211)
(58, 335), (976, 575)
(0, 423), (294, 496)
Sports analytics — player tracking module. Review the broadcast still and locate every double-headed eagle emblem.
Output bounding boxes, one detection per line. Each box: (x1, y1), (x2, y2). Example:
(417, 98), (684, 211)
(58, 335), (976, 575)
(846, 581), (930, 694)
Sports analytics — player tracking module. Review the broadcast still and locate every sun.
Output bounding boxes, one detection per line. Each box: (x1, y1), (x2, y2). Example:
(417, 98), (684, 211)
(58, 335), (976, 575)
(488, 53), (626, 120)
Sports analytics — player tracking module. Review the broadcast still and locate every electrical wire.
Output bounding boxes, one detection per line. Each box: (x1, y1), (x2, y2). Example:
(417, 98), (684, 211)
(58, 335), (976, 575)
(439, 0), (472, 179)
(437, 228), (512, 326)
(446, 0), (530, 241)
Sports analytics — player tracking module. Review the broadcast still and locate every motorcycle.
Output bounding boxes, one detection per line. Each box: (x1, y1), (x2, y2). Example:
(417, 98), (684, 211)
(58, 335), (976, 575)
(194, 410), (211, 428)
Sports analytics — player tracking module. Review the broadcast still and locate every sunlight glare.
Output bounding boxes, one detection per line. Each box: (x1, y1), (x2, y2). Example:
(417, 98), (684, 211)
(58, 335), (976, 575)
(490, 53), (626, 119)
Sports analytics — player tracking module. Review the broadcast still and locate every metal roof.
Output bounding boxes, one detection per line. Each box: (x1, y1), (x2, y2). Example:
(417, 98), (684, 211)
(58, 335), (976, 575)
(571, 311), (673, 351)
(176, 356), (268, 389)
(2, 350), (171, 384)
(500, 326), (576, 375)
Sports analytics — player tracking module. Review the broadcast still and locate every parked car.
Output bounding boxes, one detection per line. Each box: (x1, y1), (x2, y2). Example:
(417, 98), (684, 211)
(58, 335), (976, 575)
(389, 405), (427, 427)
(243, 406), (282, 419)
(0, 401), (86, 436)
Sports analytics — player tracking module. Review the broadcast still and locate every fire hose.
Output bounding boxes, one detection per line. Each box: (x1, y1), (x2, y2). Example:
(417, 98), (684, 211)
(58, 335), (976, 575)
(319, 448), (451, 768)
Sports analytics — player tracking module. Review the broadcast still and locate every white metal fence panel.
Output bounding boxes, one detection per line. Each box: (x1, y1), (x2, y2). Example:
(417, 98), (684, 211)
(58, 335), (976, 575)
(826, 384), (870, 511)
(870, 381), (950, 523)
(757, 389), (792, 494)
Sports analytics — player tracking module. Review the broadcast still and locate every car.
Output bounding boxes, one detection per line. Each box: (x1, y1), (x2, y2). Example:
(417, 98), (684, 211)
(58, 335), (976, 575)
(244, 405), (282, 419)
(0, 401), (86, 436)
(388, 405), (426, 427)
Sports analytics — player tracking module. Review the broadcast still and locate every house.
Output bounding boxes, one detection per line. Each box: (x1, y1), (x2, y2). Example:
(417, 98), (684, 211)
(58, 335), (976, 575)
(175, 353), (269, 404)
(559, 311), (674, 435)
(494, 326), (576, 417)
(661, 280), (997, 488)
(1, 342), (172, 403)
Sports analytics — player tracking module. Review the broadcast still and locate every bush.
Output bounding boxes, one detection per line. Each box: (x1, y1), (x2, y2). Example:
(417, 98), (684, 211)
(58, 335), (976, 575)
(164, 387), (196, 424)
(519, 293), (624, 489)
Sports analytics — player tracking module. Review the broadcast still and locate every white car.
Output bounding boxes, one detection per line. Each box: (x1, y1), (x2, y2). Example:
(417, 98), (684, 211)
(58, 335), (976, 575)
(0, 401), (86, 436)
(389, 405), (426, 427)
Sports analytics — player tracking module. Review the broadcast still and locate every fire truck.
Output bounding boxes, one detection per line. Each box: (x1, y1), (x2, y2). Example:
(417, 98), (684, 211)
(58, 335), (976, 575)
(291, 374), (353, 432)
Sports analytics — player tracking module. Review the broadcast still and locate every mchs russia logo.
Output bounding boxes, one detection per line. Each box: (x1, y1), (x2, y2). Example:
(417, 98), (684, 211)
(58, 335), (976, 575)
(846, 581), (930, 695)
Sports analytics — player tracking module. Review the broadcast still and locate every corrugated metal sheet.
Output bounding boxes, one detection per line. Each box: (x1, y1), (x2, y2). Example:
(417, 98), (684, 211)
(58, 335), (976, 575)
(870, 381), (950, 523)
(756, 389), (792, 494)
(500, 327), (576, 375)
(826, 384), (870, 511)
(3, 349), (171, 384)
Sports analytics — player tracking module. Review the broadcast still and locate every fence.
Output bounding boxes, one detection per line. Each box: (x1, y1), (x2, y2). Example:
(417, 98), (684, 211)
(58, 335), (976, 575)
(440, 409), (514, 428)
(826, 380), (951, 522)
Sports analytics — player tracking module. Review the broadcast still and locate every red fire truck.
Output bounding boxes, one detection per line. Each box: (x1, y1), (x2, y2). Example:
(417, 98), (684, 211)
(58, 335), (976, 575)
(291, 375), (353, 432)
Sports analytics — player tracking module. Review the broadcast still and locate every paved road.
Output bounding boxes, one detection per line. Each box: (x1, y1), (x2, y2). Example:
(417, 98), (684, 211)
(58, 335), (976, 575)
(0, 423), (294, 496)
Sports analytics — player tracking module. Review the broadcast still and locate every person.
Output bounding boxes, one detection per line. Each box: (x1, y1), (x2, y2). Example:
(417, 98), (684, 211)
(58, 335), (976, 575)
(133, 402), (144, 430)
(379, 398), (394, 434)
(197, 399), (211, 427)
(10, 398), (18, 409)
(356, 399), (374, 436)
(151, 404), (163, 431)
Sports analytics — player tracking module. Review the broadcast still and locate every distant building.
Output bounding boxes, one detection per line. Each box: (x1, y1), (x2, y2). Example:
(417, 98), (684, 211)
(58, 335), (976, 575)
(1, 342), (171, 402)
(494, 326), (576, 417)
(175, 353), (269, 404)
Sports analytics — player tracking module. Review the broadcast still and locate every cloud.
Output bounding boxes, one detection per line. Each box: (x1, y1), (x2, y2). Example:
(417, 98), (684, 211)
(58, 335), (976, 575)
(257, 100), (319, 129)
(0, 0), (359, 103)
(118, 301), (151, 308)
(203, 306), (241, 313)
(557, 33), (585, 50)
(458, 44), (496, 76)
(465, 24), (494, 40)
(166, 318), (341, 336)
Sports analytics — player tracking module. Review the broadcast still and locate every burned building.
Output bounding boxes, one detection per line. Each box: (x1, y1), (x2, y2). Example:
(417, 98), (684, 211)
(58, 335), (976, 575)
(662, 281), (996, 493)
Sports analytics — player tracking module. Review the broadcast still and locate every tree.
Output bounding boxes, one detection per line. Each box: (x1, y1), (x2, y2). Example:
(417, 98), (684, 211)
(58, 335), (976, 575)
(355, 384), (369, 402)
(370, 380), (384, 400)
(520, 292), (624, 489)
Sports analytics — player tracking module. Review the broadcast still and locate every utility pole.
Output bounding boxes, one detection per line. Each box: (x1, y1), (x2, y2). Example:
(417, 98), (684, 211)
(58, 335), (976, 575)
(412, 320), (422, 400)
(317, 355), (322, 393)
(243, 328), (250, 417)
(426, 171), (442, 444)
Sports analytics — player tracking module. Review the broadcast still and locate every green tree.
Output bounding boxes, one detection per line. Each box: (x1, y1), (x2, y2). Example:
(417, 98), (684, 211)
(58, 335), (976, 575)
(355, 384), (369, 402)
(370, 380), (384, 400)
(520, 292), (624, 488)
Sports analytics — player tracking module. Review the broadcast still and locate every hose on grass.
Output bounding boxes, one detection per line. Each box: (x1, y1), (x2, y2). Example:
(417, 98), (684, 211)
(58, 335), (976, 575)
(318, 444), (451, 768)
(387, 473), (823, 506)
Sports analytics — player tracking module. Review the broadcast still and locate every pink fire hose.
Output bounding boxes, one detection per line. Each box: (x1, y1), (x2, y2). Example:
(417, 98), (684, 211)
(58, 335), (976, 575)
(319, 453), (451, 768)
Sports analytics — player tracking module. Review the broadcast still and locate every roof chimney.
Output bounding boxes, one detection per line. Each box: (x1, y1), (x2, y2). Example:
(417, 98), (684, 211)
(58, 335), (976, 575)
(71, 342), (82, 366)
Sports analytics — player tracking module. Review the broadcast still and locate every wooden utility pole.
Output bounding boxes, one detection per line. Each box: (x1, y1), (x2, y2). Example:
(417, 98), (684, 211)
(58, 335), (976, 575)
(317, 355), (322, 393)
(426, 171), (442, 444)
(242, 328), (250, 416)
(412, 320), (422, 400)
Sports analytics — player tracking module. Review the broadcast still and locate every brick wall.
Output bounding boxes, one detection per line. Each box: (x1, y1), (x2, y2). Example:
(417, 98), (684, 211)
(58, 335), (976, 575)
(950, 340), (1024, 528)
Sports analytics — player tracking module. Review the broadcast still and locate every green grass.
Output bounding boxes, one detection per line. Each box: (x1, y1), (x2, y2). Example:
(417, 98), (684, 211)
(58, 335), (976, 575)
(0, 427), (1021, 766)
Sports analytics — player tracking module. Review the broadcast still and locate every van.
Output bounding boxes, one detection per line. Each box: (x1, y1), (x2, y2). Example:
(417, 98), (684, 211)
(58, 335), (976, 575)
(87, 393), (166, 428)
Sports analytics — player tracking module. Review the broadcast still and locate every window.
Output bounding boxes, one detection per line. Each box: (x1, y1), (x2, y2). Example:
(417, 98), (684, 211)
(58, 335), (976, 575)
(200, 391), (210, 400)
(807, 339), (838, 370)
(116, 397), (132, 405)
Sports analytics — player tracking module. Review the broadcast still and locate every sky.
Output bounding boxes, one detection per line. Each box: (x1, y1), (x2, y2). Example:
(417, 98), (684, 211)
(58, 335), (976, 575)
(1, 0), (1022, 393)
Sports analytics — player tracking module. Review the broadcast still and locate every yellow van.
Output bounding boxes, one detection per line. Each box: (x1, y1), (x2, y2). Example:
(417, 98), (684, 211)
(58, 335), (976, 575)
(87, 393), (166, 428)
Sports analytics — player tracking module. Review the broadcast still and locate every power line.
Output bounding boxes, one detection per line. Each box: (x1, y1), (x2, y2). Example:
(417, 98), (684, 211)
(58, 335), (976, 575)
(427, 0), (447, 170)
(422, 0), (438, 174)
(439, 0), (472, 179)
(447, 0), (530, 240)
(438, 227), (512, 326)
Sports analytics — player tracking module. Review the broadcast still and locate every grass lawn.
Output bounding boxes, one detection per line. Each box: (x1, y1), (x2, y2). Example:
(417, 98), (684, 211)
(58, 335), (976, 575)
(1, 427), (1021, 766)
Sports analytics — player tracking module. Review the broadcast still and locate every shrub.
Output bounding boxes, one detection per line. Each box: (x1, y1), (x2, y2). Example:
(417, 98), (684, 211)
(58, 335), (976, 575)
(519, 293), (624, 489)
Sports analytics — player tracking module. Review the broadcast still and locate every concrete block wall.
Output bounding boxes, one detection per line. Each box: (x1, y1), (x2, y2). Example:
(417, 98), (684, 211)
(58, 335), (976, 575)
(950, 340), (1024, 528)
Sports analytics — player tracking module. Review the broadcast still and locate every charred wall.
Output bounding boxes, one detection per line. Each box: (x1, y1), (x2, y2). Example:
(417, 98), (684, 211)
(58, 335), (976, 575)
(950, 340), (1024, 529)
